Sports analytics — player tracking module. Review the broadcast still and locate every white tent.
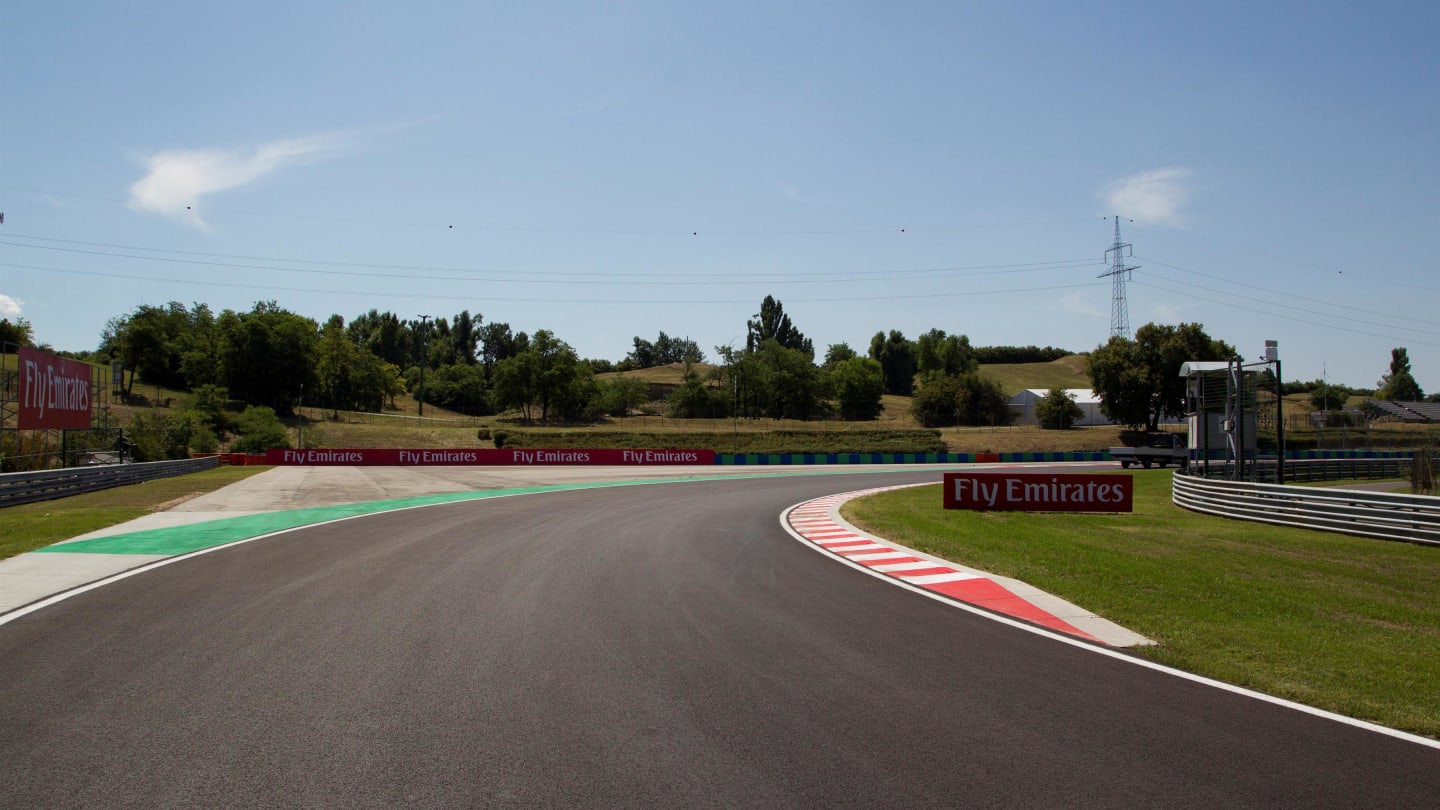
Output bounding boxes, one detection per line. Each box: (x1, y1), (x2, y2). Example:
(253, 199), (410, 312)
(1008, 388), (1111, 426)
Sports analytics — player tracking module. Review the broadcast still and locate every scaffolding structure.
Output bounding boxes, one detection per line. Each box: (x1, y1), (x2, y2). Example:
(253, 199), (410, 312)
(1, 343), (121, 472)
(1182, 345), (1285, 482)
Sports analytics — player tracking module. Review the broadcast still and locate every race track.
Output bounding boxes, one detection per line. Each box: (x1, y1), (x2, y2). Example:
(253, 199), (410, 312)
(2, 469), (1437, 808)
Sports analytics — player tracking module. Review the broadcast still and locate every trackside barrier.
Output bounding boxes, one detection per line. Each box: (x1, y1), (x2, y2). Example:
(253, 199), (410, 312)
(714, 451), (1110, 465)
(0, 457), (221, 509)
(1172, 472), (1440, 546)
(192, 453), (269, 466)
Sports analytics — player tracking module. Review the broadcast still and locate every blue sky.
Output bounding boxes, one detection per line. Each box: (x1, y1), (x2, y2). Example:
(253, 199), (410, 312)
(1, 1), (1435, 391)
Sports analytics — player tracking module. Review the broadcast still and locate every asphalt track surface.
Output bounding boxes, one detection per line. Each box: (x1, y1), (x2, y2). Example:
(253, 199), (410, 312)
(3, 470), (1439, 808)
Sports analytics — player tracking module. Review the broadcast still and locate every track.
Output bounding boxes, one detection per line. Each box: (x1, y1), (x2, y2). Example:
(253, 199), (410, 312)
(2, 470), (1437, 808)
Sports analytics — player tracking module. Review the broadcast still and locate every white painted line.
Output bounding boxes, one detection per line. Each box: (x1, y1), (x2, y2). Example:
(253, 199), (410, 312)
(830, 544), (890, 553)
(842, 551), (912, 561)
(900, 571), (981, 585)
(871, 560), (950, 572)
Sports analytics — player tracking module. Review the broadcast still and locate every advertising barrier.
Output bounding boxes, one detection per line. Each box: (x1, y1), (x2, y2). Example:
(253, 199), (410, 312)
(265, 448), (715, 466)
(17, 347), (93, 430)
(944, 471), (1133, 512)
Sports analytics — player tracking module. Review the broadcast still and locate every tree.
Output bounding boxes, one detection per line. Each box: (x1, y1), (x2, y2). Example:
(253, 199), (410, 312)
(316, 315), (357, 416)
(911, 374), (1013, 427)
(491, 330), (591, 422)
(1308, 380), (1354, 412)
(217, 302), (319, 414)
(827, 356), (885, 420)
(666, 370), (728, 419)
(479, 321), (523, 380)
(183, 384), (234, 436)
(1036, 388), (1084, 430)
(177, 303), (222, 388)
(105, 302), (194, 394)
(1088, 322), (1234, 430)
(1378, 347), (1424, 401)
(747, 296), (813, 359)
(758, 340), (826, 420)
(451, 310), (479, 365)
(915, 329), (977, 378)
(972, 345), (1073, 364)
(0, 317), (35, 348)
(823, 342), (857, 367)
(346, 309), (409, 367)
(596, 375), (650, 417)
(350, 350), (406, 411)
(423, 364), (491, 414)
(492, 351), (540, 423)
(869, 330), (916, 395)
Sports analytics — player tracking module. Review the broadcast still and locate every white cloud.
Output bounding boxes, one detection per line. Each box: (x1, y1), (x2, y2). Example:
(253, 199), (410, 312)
(1149, 303), (1182, 322)
(1101, 167), (1192, 227)
(1060, 290), (1104, 318)
(128, 132), (349, 230)
(0, 293), (22, 319)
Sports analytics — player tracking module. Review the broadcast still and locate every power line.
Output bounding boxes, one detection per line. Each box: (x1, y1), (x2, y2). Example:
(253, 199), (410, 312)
(1131, 279), (1440, 348)
(0, 259), (1107, 305)
(1141, 269), (1440, 338)
(1135, 254), (1435, 328)
(0, 234), (1102, 284)
(0, 186), (1095, 236)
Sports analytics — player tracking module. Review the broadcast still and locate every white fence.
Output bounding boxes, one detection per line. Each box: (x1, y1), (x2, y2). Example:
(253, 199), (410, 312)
(1172, 472), (1440, 546)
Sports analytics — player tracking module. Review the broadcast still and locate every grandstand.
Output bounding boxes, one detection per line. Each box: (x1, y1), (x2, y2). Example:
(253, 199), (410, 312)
(1367, 399), (1440, 423)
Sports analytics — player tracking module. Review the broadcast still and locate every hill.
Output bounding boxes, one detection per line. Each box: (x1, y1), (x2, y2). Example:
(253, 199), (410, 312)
(978, 354), (1092, 393)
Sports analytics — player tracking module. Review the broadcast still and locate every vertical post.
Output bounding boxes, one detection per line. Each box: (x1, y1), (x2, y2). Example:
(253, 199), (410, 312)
(1275, 358), (1285, 483)
(416, 315), (431, 418)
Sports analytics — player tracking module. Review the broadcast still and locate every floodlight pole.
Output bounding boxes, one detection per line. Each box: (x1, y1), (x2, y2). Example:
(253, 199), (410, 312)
(417, 315), (431, 417)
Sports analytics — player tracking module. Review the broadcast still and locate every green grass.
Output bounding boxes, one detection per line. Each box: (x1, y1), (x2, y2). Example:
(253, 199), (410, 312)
(0, 465), (273, 560)
(842, 471), (1440, 737)
(979, 354), (1092, 393)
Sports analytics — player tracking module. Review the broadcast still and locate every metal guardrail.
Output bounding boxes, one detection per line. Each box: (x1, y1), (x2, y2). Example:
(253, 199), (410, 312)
(1283, 457), (1409, 483)
(0, 456), (220, 508)
(1172, 472), (1440, 546)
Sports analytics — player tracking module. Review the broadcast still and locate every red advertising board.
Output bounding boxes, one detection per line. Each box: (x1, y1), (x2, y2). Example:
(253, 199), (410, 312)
(943, 472), (1132, 512)
(265, 448), (715, 466)
(17, 347), (93, 430)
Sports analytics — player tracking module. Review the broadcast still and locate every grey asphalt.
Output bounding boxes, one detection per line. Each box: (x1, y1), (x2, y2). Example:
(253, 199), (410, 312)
(2, 468), (1438, 807)
(0, 465), (846, 613)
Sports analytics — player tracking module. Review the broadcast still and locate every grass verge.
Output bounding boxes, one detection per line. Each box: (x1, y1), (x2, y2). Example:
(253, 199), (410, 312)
(0, 465), (273, 560)
(841, 471), (1440, 738)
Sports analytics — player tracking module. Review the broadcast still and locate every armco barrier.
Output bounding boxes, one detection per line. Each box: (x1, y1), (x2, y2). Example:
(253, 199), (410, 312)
(1172, 472), (1440, 546)
(0, 456), (221, 508)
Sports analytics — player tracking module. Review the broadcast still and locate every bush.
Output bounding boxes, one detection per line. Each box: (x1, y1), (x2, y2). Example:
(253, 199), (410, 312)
(1036, 388), (1084, 430)
(231, 406), (291, 453)
(667, 379), (730, 419)
(492, 429), (509, 448)
(128, 411), (206, 461)
(597, 376), (650, 417)
(911, 374), (1014, 427)
(184, 384), (235, 435)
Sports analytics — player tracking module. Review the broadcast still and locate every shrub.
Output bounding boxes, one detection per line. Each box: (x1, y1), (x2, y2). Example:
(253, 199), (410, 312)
(911, 374), (1013, 427)
(231, 406), (291, 453)
(1036, 388), (1084, 430)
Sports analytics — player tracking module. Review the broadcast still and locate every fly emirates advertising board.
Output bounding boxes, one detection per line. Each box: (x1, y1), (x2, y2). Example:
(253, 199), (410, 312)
(943, 472), (1133, 513)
